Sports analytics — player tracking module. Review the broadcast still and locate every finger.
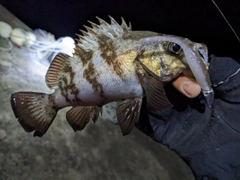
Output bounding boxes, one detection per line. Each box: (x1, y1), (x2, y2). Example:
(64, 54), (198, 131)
(173, 75), (201, 98)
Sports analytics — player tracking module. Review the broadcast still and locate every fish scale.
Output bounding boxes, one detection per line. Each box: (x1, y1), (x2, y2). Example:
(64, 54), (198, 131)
(10, 16), (212, 137)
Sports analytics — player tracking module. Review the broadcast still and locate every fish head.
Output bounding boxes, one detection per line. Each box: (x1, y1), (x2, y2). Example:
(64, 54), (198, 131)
(139, 35), (214, 106)
(137, 41), (188, 82)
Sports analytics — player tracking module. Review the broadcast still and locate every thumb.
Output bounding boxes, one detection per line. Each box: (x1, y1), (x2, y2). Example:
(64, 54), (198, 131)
(172, 75), (201, 98)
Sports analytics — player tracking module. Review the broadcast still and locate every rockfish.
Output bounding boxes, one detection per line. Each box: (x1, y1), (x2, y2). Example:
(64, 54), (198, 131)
(10, 16), (213, 137)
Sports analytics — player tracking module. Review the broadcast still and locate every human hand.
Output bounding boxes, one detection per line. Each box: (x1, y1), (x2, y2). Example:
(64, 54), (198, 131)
(172, 74), (201, 99)
(136, 55), (240, 180)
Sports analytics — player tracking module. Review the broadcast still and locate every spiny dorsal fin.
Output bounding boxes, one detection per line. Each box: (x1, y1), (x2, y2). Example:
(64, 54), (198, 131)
(74, 16), (131, 53)
(45, 54), (71, 89)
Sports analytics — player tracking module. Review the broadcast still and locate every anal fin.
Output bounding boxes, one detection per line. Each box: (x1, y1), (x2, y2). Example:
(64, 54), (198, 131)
(66, 106), (101, 132)
(116, 98), (142, 135)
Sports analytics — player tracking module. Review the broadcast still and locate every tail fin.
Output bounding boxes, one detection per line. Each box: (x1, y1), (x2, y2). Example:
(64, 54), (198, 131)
(10, 92), (58, 137)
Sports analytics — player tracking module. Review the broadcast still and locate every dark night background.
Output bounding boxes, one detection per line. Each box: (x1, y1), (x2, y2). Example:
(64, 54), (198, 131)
(1, 0), (240, 59)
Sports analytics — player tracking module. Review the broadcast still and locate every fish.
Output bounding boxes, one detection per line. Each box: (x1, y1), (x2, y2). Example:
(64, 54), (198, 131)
(10, 16), (213, 137)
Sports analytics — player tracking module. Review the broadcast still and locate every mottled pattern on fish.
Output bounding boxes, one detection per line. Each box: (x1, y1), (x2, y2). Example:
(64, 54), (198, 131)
(46, 18), (186, 106)
(10, 16), (210, 137)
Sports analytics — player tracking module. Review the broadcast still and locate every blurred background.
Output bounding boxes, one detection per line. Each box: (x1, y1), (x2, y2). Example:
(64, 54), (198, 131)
(0, 0), (239, 179)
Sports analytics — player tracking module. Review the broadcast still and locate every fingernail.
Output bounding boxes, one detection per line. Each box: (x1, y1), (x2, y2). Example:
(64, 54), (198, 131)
(182, 81), (196, 98)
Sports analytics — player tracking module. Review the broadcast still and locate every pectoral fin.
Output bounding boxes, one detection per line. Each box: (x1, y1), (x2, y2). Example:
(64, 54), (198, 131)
(116, 98), (142, 135)
(143, 75), (172, 111)
(135, 57), (172, 111)
(66, 106), (101, 131)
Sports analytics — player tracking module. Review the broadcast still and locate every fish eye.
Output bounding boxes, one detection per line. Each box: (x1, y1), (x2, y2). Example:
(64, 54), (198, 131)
(165, 42), (182, 54)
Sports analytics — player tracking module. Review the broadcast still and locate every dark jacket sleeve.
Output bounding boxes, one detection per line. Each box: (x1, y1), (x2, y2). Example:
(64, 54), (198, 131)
(136, 55), (240, 180)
